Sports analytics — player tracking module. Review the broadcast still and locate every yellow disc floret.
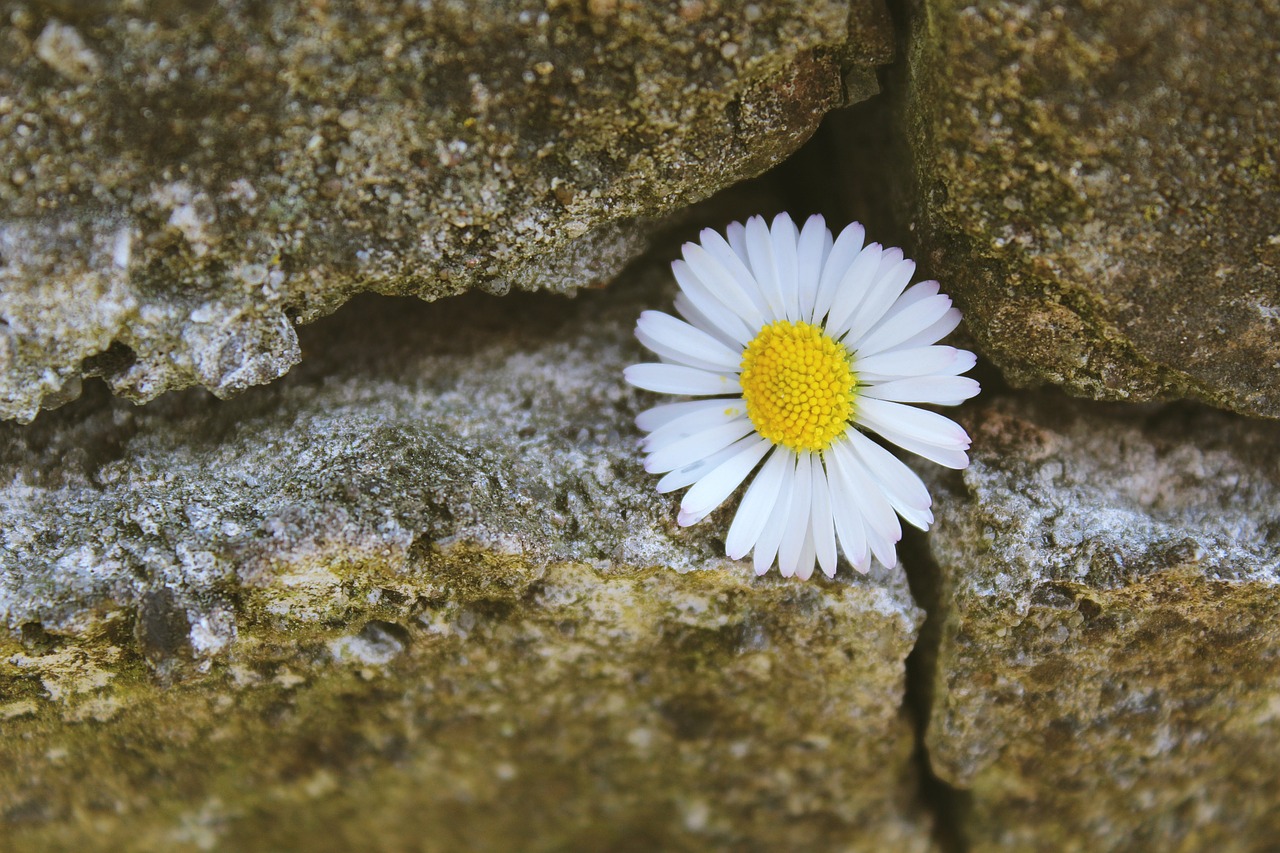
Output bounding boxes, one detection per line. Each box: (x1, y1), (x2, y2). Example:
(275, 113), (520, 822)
(739, 320), (857, 453)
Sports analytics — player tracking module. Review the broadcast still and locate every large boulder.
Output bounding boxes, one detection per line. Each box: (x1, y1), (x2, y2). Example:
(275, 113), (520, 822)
(0, 0), (894, 422)
(0, 264), (930, 850)
(908, 0), (1280, 418)
(924, 393), (1280, 851)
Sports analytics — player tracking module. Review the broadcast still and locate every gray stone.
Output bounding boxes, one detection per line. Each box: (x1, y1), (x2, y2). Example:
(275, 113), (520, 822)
(923, 393), (1280, 851)
(0, 263), (930, 850)
(0, 0), (894, 423)
(907, 0), (1280, 418)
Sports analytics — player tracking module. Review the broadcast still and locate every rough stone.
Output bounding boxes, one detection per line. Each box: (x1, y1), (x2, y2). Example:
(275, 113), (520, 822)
(907, 0), (1280, 418)
(0, 263), (930, 851)
(923, 392), (1280, 851)
(0, 0), (894, 423)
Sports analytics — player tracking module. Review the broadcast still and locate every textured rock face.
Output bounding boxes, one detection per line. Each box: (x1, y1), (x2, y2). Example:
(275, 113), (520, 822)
(908, 0), (1280, 418)
(0, 267), (930, 851)
(924, 394), (1280, 851)
(10, 1), (1280, 846)
(0, 0), (894, 423)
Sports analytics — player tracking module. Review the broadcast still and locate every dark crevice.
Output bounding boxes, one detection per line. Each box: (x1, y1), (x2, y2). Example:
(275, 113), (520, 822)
(870, 0), (975, 847)
(81, 338), (138, 379)
(901, 526), (972, 853)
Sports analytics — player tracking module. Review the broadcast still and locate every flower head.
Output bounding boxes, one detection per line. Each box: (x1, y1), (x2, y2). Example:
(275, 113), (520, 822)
(624, 214), (979, 579)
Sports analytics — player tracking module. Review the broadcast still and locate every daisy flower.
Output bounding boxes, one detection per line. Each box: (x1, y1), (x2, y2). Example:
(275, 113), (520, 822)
(623, 214), (979, 580)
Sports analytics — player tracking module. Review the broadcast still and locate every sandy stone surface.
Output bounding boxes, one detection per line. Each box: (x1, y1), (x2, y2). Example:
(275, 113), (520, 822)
(924, 393), (1280, 851)
(908, 0), (1280, 418)
(0, 0), (893, 422)
(0, 264), (930, 851)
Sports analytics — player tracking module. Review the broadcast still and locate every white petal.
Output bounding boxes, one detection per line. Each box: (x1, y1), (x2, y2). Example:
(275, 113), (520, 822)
(819, 228), (834, 304)
(845, 429), (934, 531)
(673, 293), (741, 351)
(656, 441), (743, 493)
(855, 294), (955, 358)
(867, 527), (898, 571)
(813, 221), (864, 323)
(636, 398), (734, 432)
(694, 229), (770, 318)
(777, 450), (813, 577)
(855, 399), (970, 469)
(893, 307), (963, 351)
(672, 259), (754, 346)
(796, 215), (828, 322)
(625, 363), (742, 396)
(642, 401), (748, 452)
(636, 311), (743, 372)
(877, 246), (905, 273)
(860, 376), (982, 407)
(644, 417), (755, 474)
(677, 435), (772, 526)
(684, 242), (767, 329)
(771, 212), (800, 322)
(810, 454), (838, 578)
(830, 437), (900, 568)
(854, 346), (973, 381)
(725, 446), (789, 559)
(842, 254), (915, 345)
(826, 452), (870, 573)
(753, 454), (797, 575)
(855, 397), (971, 449)
(744, 215), (787, 321)
(876, 432), (969, 469)
(878, 280), (940, 321)
(795, 525), (817, 581)
(635, 398), (731, 432)
(945, 349), (979, 376)
(726, 220), (751, 266)
(634, 330), (732, 374)
(824, 242), (882, 339)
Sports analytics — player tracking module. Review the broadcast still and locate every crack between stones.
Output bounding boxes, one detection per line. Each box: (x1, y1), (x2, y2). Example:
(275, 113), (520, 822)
(901, 525), (971, 853)
(870, 0), (967, 835)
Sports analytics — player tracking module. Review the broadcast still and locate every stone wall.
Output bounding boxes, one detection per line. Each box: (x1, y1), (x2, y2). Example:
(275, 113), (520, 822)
(2, 0), (1279, 850)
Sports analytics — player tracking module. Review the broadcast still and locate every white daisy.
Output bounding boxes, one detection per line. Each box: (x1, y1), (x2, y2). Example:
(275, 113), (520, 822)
(623, 214), (980, 580)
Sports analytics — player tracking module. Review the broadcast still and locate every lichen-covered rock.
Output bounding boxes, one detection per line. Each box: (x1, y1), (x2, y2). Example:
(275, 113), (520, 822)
(907, 0), (1280, 418)
(0, 265), (930, 850)
(923, 393), (1280, 851)
(0, 0), (894, 423)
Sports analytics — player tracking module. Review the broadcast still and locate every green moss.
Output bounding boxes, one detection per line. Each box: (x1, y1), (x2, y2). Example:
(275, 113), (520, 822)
(907, 0), (1280, 418)
(0, 553), (927, 851)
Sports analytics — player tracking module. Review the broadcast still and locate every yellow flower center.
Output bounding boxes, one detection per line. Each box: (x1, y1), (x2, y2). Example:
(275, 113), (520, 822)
(739, 320), (856, 453)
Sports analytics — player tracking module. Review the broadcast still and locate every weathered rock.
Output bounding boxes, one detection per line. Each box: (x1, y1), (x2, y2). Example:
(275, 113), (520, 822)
(0, 265), (930, 850)
(924, 393), (1280, 851)
(908, 0), (1280, 418)
(0, 0), (894, 423)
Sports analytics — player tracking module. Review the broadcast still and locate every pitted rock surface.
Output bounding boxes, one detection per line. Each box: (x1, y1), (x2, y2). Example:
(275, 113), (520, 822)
(908, 0), (1280, 418)
(0, 0), (894, 422)
(924, 393), (1280, 851)
(0, 265), (929, 851)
